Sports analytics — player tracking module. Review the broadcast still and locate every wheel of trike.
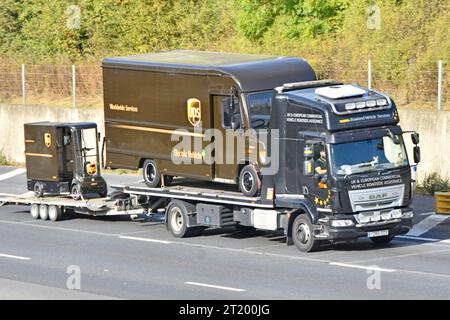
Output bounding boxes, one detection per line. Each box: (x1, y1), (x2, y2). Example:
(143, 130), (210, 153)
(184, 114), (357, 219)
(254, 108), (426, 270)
(39, 204), (49, 220)
(30, 204), (40, 219)
(48, 205), (62, 222)
(292, 214), (321, 252)
(166, 200), (201, 238)
(34, 182), (44, 198)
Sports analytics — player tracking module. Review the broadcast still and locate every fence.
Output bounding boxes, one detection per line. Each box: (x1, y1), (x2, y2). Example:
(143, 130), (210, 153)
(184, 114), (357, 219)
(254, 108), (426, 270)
(0, 59), (448, 110)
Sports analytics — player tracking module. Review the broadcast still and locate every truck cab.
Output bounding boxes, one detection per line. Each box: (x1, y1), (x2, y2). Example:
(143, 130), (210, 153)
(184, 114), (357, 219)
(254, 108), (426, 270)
(263, 80), (419, 251)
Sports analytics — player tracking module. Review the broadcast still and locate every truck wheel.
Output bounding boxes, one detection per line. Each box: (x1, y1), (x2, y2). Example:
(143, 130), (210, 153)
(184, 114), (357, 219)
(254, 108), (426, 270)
(30, 204), (40, 219)
(292, 214), (321, 252)
(34, 182), (44, 198)
(166, 200), (200, 238)
(39, 204), (49, 220)
(48, 205), (62, 222)
(71, 184), (81, 200)
(370, 235), (395, 245)
(143, 159), (161, 188)
(239, 165), (260, 197)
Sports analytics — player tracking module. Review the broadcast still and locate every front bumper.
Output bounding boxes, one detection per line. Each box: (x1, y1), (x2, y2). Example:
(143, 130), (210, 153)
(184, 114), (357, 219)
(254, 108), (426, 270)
(315, 209), (414, 241)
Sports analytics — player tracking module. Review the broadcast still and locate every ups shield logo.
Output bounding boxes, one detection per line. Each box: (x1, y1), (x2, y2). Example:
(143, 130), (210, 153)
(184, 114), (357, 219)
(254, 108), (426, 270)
(187, 98), (201, 127)
(44, 133), (52, 148)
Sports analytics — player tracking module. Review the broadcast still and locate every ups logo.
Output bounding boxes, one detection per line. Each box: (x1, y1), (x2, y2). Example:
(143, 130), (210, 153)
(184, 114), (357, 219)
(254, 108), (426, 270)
(44, 133), (52, 148)
(187, 98), (201, 127)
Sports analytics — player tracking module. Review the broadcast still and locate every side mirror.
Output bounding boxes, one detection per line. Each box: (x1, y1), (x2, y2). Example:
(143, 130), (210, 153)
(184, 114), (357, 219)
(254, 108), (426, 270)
(413, 146), (420, 164)
(411, 132), (419, 145)
(231, 121), (239, 130)
(304, 160), (314, 176)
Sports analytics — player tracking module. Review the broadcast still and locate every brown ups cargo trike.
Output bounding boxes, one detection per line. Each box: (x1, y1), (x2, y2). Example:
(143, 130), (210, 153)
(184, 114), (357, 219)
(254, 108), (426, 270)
(24, 122), (107, 199)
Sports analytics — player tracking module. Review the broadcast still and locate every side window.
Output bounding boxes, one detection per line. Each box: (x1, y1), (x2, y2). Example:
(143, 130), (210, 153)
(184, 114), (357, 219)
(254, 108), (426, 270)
(247, 91), (273, 129)
(220, 96), (241, 130)
(307, 141), (327, 176)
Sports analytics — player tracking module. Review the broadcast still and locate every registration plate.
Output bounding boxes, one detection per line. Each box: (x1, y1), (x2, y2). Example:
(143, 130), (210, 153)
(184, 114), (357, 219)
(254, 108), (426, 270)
(368, 230), (389, 238)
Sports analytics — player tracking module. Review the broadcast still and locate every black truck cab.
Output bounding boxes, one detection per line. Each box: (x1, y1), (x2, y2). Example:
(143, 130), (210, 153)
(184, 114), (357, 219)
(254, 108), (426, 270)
(263, 80), (419, 251)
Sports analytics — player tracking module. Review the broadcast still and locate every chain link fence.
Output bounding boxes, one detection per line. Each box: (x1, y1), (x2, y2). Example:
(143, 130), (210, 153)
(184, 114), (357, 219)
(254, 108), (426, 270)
(0, 59), (448, 110)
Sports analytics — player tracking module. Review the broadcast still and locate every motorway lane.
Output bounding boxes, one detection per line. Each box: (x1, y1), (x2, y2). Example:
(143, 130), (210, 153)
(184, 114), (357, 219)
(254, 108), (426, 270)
(0, 166), (449, 299)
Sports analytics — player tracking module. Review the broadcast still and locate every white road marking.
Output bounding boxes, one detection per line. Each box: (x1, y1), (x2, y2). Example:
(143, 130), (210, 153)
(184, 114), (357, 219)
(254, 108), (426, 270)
(185, 281), (246, 292)
(419, 212), (436, 216)
(329, 262), (396, 272)
(407, 214), (449, 236)
(398, 235), (440, 242)
(0, 253), (31, 260)
(120, 235), (172, 244)
(0, 168), (26, 181)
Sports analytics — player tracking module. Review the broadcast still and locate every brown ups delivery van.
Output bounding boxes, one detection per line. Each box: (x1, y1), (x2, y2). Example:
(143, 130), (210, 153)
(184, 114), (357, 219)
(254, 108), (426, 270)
(102, 50), (316, 196)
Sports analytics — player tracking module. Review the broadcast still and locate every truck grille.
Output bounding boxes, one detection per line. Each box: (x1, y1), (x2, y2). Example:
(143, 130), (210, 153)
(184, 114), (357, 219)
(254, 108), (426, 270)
(348, 184), (404, 212)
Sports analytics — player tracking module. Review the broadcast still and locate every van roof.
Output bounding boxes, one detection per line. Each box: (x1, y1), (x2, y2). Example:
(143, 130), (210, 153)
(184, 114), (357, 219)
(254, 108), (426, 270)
(102, 50), (316, 92)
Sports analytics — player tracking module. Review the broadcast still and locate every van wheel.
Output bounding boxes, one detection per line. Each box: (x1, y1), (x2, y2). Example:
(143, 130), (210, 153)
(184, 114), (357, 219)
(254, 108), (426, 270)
(239, 165), (260, 197)
(48, 205), (62, 222)
(34, 182), (44, 198)
(39, 204), (49, 220)
(166, 200), (200, 238)
(143, 159), (161, 188)
(71, 184), (82, 200)
(30, 204), (40, 219)
(292, 214), (321, 252)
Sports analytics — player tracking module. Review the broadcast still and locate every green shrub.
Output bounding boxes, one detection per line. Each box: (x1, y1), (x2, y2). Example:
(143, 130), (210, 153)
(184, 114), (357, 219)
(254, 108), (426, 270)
(0, 150), (8, 165)
(421, 172), (450, 195)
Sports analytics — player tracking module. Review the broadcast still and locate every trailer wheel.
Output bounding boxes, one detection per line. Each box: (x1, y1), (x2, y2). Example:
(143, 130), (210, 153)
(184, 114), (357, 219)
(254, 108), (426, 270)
(292, 214), (321, 252)
(30, 204), (40, 219)
(48, 205), (62, 222)
(34, 182), (44, 198)
(71, 184), (81, 200)
(143, 159), (161, 188)
(39, 204), (49, 220)
(239, 165), (260, 197)
(166, 200), (200, 238)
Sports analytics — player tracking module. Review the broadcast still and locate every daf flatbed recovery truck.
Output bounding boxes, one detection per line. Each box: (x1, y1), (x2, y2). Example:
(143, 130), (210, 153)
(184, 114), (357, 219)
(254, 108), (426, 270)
(0, 51), (421, 252)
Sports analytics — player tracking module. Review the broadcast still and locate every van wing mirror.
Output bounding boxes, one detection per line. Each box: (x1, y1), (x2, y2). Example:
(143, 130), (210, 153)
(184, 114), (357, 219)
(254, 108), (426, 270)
(413, 146), (420, 164)
(411, 132), (419, 145)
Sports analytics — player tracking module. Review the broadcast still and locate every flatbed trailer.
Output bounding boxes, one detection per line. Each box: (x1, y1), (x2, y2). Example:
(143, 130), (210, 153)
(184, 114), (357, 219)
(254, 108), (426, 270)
(0, 192), (146, 221)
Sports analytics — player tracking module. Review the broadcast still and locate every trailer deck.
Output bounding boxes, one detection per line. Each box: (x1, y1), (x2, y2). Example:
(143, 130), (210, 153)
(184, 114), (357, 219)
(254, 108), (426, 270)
(111, 180), (274, 208)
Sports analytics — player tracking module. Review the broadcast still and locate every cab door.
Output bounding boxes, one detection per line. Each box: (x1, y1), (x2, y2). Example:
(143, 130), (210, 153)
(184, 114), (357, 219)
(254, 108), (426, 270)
(301, 140), (332, 208)
(211, 95), (244, 182)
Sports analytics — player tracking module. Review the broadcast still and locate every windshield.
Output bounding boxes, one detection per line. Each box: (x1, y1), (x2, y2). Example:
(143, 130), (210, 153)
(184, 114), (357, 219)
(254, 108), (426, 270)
(330, 134), (408, 175)
(247, 91), (273, 129)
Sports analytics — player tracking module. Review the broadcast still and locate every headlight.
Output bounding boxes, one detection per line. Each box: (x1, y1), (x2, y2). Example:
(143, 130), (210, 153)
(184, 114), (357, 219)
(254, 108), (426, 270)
(391, 209), (402, 219)
(331, 219), (354, 227)
(402, 211), (413, 219)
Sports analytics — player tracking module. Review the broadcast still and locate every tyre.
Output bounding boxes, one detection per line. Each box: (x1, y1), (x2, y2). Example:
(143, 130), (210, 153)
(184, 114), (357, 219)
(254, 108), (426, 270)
(34, 182), (44, 198)
(166, 200), (201, 238)
(292, 214), (321, 252)
(30, 204), (40, 219)
(370, 235), (395, 245)
(39, 204), (49, 220)
(238, 164), (260, 197)
(143, 159), (161, 188)
(48, 205), (62, 222)
(71, 184), (81, 200)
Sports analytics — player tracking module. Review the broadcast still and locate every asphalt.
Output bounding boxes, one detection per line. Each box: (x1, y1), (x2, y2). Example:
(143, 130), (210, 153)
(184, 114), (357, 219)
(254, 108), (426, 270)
(0, 166), (449, 300)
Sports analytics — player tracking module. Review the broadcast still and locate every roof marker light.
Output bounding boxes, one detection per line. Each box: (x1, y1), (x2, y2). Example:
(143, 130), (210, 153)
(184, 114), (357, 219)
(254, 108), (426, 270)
(366, 100), (376, 107)
(356, 101), (366, 109)
(345, 102), (356, 110)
